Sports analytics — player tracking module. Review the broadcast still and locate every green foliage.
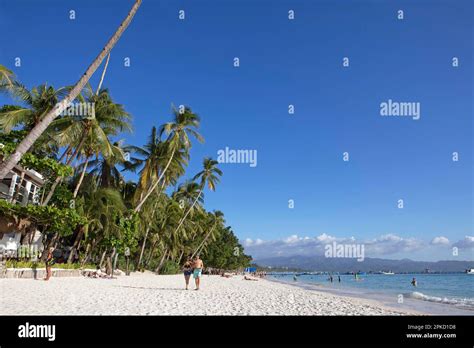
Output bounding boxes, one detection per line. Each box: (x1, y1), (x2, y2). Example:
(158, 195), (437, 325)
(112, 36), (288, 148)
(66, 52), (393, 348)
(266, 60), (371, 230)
(5, 260), (96, 269)
(0, 131), (72, 177)
(160, 260), (181, 275)
(203, 227), (252, 270)
(110, 211), (139, 254)
(0, 200), (86, 237)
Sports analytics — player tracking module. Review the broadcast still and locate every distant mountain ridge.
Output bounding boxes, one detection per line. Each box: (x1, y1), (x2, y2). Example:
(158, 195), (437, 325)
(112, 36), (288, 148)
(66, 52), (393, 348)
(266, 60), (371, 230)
(255, 255), (474, 273)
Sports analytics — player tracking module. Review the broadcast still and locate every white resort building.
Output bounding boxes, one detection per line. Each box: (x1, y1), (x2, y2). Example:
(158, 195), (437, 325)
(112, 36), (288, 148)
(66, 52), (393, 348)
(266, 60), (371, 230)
(0, 159), (45, 259)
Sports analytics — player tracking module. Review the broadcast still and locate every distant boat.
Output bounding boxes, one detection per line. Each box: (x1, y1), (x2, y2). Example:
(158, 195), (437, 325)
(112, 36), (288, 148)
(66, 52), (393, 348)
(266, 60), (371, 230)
(381, 271), (395, 275)
(466, 269), (474, 274)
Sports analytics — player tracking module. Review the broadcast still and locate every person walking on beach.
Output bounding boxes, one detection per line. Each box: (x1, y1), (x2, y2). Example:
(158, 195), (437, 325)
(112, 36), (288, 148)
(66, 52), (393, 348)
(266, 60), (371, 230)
(193, 255), (204, 290)
(183, 255), (193, 290)
(44, 247), (55, 281)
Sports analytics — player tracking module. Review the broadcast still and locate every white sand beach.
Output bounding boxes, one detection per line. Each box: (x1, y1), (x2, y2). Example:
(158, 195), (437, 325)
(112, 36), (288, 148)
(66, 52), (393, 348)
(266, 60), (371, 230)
(0, 272), (417, 315)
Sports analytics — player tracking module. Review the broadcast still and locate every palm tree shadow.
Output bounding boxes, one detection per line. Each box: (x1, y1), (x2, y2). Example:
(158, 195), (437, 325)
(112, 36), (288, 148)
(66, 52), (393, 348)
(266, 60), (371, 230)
(115, 285), (184, 291)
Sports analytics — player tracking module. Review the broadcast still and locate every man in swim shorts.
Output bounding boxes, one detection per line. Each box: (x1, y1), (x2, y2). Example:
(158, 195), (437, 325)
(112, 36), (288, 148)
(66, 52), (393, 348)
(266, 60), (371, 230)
(193, 255), (204, 290)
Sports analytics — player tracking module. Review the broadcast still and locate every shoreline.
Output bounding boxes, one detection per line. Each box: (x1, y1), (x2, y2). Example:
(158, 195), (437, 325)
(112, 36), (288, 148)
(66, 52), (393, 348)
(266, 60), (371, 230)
(268, 276), (474, 316)
(0, 272), (424, 316)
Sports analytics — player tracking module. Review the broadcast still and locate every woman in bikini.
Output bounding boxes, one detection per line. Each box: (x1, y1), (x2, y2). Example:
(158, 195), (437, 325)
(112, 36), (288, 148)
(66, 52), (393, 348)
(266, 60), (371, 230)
(183, 256), (193, 290)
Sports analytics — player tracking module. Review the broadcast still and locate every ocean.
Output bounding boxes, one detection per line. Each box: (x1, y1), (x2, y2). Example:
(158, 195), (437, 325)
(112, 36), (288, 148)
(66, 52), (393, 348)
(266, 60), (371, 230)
(270, 273), (474, 315)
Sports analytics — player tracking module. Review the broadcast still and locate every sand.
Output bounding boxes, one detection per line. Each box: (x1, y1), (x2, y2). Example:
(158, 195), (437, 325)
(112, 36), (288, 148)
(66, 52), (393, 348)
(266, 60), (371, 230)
(0, 272), (416, 315)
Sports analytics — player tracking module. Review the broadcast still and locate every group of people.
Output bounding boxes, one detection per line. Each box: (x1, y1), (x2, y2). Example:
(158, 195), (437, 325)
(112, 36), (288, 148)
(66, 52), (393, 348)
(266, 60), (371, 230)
(182, 255), (204, 290)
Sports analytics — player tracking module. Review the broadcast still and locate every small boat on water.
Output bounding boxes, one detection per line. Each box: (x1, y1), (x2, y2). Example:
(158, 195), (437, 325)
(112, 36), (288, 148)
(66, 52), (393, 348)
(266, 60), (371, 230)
(381, 271), (395, 275)
(466, 269), (474, 274)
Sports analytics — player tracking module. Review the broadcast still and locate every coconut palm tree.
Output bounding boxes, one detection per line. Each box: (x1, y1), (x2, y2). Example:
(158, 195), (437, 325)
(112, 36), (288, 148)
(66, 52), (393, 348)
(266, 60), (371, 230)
(0, 0), (142, 180)
(172, 157), (222, 237)
(192, 210), (225, 258)
(42, 87), (132, 205)
(134, 107), (203, 212)
(0, 65), (15, 91)
(0, 83), (69, 133)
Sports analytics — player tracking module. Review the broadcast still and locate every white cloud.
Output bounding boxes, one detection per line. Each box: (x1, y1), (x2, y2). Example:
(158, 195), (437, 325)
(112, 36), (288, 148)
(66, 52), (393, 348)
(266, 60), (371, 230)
(453, 236), (474, 249)
(284, 235), (300, 244)
(430, 236), (450, 245)
(242, 233), (428, 260)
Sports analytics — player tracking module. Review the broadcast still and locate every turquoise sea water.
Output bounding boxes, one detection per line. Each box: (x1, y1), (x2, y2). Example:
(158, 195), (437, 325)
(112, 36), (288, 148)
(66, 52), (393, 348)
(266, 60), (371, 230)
(271, 273), (474, 314)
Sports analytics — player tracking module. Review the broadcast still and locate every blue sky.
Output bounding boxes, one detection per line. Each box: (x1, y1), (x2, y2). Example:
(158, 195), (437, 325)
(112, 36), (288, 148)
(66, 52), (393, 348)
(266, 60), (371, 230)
(0, 0), (472, 261)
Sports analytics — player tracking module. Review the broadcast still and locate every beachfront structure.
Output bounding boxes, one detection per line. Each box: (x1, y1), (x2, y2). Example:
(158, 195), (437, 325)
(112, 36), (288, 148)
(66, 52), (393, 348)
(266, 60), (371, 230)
(0, 162), (43, 205)
(0, 157), (45, 258)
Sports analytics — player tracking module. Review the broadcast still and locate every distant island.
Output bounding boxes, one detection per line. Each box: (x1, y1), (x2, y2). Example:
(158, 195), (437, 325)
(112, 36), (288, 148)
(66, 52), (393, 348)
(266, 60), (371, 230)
(254, 255), (474, 273)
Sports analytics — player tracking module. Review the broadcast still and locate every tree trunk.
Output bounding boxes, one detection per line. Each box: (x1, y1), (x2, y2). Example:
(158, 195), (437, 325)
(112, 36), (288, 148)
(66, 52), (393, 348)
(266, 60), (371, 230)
(42, 133), (87, 206)
(99, 249), (107, 269)
(0, 0), (142, 180)
(67, 226), (84, 263)
(137, 190), (163, 266)
(137, 226), (150, 268)
(173, 186), (202, 237)
(134, 148), (176, 212)
(192, 224), (216, 259)
(155, 250), (168, 274)
(80, 243), (91, 267)
(145, 240), (158, 266)
(177, 250), (185, 265)
(73, 156), (90, 198)
(58, 145), (72, 163)
(96, 53), (111, 95)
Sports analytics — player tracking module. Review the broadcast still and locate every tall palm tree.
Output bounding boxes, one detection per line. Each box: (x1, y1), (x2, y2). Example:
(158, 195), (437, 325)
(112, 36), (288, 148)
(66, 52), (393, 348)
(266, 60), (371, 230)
(192, 210), (224, 258)
(0, 65), (15, 91)
(42, 87), (132, 205)
(134, 107), (203, 212)
(0, 0), (142, 180)
(172, 157), (222, 236)
(0, 83), (69, 133)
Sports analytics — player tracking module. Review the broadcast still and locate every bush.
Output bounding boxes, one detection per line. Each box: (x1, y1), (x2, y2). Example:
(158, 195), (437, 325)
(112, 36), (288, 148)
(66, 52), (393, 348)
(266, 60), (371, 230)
(5, 260), (96, 269)
(160, 260), (180, 275)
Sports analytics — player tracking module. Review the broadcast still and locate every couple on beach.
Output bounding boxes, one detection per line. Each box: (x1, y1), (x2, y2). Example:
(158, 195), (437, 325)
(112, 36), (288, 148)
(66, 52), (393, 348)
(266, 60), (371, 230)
(183, 255), (204, 290)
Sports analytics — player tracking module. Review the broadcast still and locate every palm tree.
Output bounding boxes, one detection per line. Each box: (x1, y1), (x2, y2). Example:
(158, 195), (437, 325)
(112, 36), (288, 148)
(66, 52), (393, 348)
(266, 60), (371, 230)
(42, 87), (132, 205)
(0, 83), (69, 133)
(192, 210), (224, 258)
(68, 186), (127, 263)
(0, 0), (142, 180)
(172, 157), (222, 237)
(134, 107), (203, 212)
(0, 65), (15, 91)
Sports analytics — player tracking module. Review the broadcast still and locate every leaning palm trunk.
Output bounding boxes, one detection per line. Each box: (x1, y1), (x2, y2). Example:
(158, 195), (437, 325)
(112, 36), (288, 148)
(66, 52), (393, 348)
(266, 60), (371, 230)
(134, 148), (176, 212)
(192, 224), (216, 259)
(0, 0), (142, 181)
(155, 250), (168, 274)
(172, 186), (202, 237)
(72, 156), (90, 198)
(42, 119), (90, 206)
(137, 181), (166, 266)
(67, 226), (84, 263)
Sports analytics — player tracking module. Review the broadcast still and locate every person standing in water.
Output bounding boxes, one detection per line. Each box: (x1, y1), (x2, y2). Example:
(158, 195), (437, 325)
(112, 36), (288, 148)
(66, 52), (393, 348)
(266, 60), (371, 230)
(293, 274), (297, 282)
(411, 277), (417, 287)
(338, 275), (341, 283)
(182, 255), (193, 290)
(192, 255), (204, 290)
